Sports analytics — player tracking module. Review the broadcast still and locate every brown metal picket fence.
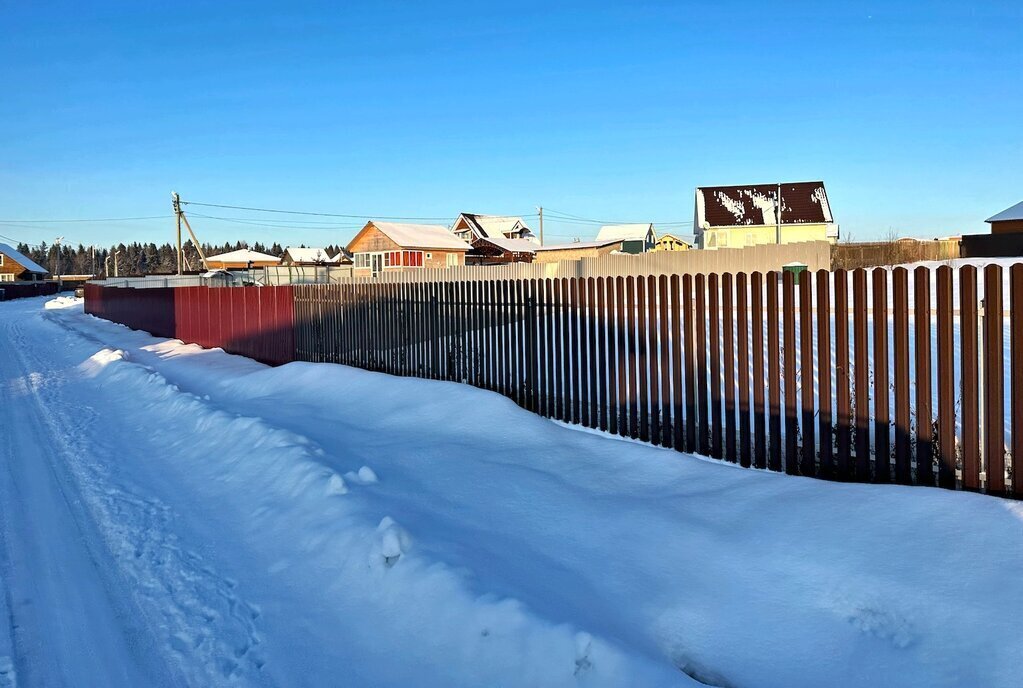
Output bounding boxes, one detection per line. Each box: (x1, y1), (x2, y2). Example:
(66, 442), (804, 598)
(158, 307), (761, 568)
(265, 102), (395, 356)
(88, 264), (1023, 499)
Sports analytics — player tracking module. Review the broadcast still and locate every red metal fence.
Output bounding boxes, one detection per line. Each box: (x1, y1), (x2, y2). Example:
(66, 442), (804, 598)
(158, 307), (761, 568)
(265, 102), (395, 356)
(84, 283), (295, 366)
(86, 264), (1023, 500)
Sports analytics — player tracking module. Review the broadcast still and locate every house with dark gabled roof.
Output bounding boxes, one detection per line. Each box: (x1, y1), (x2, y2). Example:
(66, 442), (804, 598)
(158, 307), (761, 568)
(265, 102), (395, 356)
(452, 213), (537, 243)
(694, 181), (839, 250)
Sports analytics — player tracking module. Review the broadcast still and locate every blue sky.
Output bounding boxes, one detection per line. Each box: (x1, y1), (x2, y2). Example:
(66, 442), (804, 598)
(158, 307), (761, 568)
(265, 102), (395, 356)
(1, 1), (1020, 248)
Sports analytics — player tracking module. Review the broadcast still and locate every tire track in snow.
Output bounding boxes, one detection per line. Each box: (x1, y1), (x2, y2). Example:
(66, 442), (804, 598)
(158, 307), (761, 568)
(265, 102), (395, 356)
(3, 309), (268, 686)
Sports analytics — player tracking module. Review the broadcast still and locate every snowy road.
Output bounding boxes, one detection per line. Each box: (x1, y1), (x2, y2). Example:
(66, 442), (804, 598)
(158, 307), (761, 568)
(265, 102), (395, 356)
(1, 296), (1022, 687)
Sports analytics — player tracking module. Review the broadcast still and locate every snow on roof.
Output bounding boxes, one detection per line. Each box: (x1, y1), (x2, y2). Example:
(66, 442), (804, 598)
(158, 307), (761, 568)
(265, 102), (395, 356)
(456, 213), (533, 240)
(371, 222), (471, 251)
(986, 200), (1023, 223)
(0, 242), (47, 274)
(475, 237), (539, 254)
(284, 247), (341, 264)
(695, 181), (834, 230)
(596, 224), (654, 242)
(534, 239), (623, 251)
(206, 249), (281, 263)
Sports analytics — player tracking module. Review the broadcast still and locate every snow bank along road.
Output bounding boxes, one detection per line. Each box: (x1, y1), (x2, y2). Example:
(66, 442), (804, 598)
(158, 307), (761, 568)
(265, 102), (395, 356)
(1, 297), (1021, 688)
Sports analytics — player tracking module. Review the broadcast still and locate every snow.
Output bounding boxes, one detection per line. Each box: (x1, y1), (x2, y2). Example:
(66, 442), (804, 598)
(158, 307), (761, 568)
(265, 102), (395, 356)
(205, 248), (281, 263)
(283, 247), (341, 264)
(370, 222), (472, 251)
(595, 224), (654, 242)
(1, 295), (1021, 686)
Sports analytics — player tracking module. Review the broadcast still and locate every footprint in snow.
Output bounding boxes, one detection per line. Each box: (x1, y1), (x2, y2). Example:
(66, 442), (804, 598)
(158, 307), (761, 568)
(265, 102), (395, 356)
(574, 632), (593, 676)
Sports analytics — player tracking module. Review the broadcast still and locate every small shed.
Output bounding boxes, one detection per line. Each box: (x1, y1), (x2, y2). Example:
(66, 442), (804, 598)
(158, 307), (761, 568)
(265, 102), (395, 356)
(596, 224), (656, 254)
(986, 201), (1023, 234)
(0, 243), (48, 282)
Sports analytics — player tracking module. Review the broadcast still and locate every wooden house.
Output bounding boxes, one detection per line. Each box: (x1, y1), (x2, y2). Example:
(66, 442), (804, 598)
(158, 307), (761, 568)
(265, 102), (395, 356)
(348, 222), (471, 276)
(0, 243), (48, 282)
(694, 181), (839, 250)
(986, 201), (1023, 234)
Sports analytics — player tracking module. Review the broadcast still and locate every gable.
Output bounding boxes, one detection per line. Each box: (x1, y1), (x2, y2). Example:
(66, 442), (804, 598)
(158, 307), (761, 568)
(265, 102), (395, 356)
(347, 225), (401, 253)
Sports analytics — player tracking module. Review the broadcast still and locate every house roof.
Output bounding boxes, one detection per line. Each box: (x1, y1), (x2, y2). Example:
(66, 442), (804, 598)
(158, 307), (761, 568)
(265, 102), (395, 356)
(283, 247), (341, 264)
(370, 222), (471, 251)
(0, 242), (47, 274)
(596, 223), (655, 242)
(987, 200), (1023, 223)
(205, 248), (281, 263)
(534, 239), (623, 251)
(695, 181), (834, 229)
(455, 213), (535, 240)
(474, 237), (539, 254)
(657, 233), (693, 245)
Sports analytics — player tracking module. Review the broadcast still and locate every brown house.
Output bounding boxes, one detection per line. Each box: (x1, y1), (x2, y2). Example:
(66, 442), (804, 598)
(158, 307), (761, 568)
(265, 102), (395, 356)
(0, 243), (48, 282)
(348, 221), (471, 276)
(451, 213), (536, 242)
(987, 201), (1023, 234)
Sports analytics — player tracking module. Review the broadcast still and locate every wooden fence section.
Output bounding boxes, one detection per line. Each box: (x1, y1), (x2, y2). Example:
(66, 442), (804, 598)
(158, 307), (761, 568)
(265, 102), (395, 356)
(86, 264), (1023, 500)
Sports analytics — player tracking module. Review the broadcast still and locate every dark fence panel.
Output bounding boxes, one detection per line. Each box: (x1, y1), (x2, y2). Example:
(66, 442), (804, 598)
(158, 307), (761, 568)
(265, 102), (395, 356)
(0, 281), (61, 301)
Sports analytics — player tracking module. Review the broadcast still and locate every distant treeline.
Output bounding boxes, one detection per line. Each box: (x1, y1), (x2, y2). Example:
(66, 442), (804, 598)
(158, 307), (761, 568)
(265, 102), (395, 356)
(15, 240), (345, 277)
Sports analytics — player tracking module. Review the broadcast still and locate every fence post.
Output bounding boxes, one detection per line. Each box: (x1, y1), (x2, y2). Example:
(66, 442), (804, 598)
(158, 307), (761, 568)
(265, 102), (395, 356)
(526, 288), (538, 413)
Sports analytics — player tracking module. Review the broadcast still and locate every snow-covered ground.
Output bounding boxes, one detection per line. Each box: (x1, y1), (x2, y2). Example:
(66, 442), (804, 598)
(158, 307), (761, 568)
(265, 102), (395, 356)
(1, 295), (1022, 687)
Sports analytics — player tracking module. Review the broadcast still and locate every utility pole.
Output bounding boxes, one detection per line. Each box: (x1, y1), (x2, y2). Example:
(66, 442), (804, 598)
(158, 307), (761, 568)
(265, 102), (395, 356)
(537, 206), (544, 246)
(53, 236), (64, 281)
(172, 191), (183, 274)
(171, 192), (209, 272)
(775, 182), (782, 245)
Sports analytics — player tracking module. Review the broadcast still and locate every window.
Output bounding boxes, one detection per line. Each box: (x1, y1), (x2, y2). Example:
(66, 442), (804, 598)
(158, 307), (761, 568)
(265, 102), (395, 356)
(0, 273), (13, 282)
(446, 253), (459, 267)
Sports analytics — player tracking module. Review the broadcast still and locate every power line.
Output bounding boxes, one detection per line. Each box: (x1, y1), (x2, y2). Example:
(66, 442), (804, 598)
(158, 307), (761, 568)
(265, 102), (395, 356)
(0, 215), (172, 223)
(542, 207), (693, 227)
(180, 199), (509, 222)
